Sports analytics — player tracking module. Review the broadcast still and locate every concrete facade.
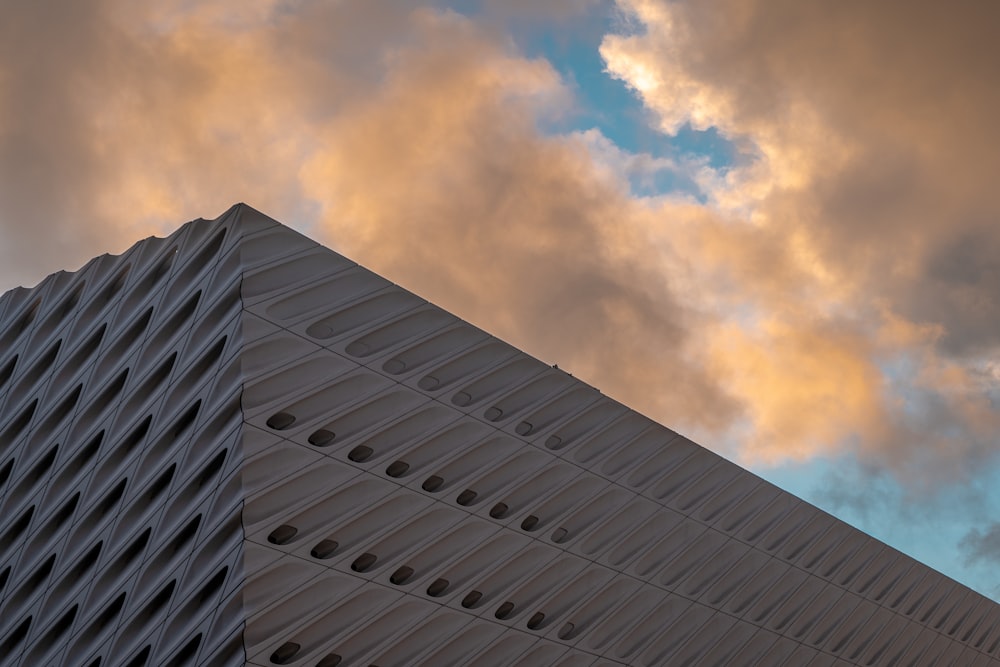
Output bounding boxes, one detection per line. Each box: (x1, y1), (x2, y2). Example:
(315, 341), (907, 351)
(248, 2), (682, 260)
(2, 204), (999, 666)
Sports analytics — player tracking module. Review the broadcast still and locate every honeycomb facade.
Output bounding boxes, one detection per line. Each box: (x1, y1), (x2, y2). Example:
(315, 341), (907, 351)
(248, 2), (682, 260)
(2, 204), (999, 666)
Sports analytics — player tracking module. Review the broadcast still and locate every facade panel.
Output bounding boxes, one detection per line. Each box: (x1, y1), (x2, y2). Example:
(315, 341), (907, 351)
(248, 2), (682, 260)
(1, 204), (998, 666)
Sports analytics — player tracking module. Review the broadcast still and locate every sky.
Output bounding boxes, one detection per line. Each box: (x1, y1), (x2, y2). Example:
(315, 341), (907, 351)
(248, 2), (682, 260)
(3, 0), (1000, 598)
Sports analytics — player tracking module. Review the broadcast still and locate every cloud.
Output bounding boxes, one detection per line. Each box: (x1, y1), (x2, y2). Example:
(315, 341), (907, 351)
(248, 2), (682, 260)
(9, 0), (1000, 601)
(961, 523), (1000, 566)
(0, 1), (739, 434)
(0, 0), (136, 283)
(600, 0), (1000, 482)
(5, 0), (1000, 490)
(0, 0), (321, 285)
(298, 9), (740, 431)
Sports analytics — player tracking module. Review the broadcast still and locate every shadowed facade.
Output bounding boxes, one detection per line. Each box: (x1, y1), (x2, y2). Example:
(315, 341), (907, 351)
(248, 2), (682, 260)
(2, 204), (999, 666)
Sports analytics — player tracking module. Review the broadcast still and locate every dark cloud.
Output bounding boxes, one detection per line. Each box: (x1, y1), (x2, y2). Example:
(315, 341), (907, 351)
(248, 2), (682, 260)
(908, 229), (1000, 357)
(960, 523), (1000, 566)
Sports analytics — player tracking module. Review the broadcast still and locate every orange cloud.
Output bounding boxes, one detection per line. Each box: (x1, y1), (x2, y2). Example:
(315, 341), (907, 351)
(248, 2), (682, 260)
(598, 0), (1000, 482)
(5, 0), (1000, 488)
(299, 9), (740, 432)
(706, 318), (889, 462)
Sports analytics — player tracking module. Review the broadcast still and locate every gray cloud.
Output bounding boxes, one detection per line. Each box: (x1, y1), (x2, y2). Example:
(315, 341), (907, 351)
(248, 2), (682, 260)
(960, 523), (1000, 567)
(0, 0), (132, 285)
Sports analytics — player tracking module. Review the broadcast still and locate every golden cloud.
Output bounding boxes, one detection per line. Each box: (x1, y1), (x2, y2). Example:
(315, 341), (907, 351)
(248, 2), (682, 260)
(4, 0), (1000, 487)
(600, 0), (1000, 480)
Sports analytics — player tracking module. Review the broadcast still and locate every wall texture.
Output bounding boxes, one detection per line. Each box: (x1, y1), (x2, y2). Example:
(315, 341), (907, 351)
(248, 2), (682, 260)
(0, 214), (247, 666)
(2, 204), (999, 666)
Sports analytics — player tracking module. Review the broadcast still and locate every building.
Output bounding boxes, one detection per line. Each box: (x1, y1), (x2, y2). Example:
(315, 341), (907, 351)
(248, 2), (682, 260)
(1, 204), (999, 666)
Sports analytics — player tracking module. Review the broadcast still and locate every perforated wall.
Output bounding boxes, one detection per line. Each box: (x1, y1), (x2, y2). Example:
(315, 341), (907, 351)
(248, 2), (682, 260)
(0, 213), (247, 666)
(3, 204), (999, 666)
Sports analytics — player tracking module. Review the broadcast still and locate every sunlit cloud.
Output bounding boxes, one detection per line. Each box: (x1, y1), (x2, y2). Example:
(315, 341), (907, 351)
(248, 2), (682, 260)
(599, 0), (1000, 486)
(0, 0), (740, 437)
(4, 0), (1000, 506)
(298, 9), (741, 432)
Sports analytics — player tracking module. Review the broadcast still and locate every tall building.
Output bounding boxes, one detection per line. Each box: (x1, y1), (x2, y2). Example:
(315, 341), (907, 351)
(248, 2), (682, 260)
(1, 204), (998, 667)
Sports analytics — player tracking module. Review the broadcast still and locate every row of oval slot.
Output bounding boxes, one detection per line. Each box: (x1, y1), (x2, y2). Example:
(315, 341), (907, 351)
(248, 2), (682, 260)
(264, 409), (534, 443)
(268, 606), (569, 667)
(264, 528), (572, 620)
(266, 437), (564, 536)
(271, 604), (575, 667)
(266, 515), (554, 571)
(276, 434), (571, 538)
(269, 601), (572, 667)
(265, 498), (1000, 655)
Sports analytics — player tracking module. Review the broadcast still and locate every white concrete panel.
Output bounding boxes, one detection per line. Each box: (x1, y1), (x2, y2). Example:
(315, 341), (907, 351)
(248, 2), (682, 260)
(2, 203), (998, 666)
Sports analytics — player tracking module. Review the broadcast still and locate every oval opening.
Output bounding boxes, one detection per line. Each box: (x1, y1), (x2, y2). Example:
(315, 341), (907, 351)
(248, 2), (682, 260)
(520, 515), (539, 531)
(265, 412), (296, 430)
(308, 429), (336, 447)
(461, 590), (483, 608)
(382, 359), (406, 374)
(344, 341), (369, 357)
(317, 654), (342, 667)
(311, 539), (338, 560)
(348, 445), (373, 462)
(267, 525), (297, 545)
(389, 566), (414, 585)
(385, 461), (409, 478)
(427, 578), (449, 597)
(489, 503), (508, 519)
(545, 435), (564, 450)
(417, 375), (440, 390)
(422, 475), (444, 492)
(351, 553), (377, 572)
(495, 601), (515, 620)
(456, 489), (477, 506)
(270, 642), (300, 665)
